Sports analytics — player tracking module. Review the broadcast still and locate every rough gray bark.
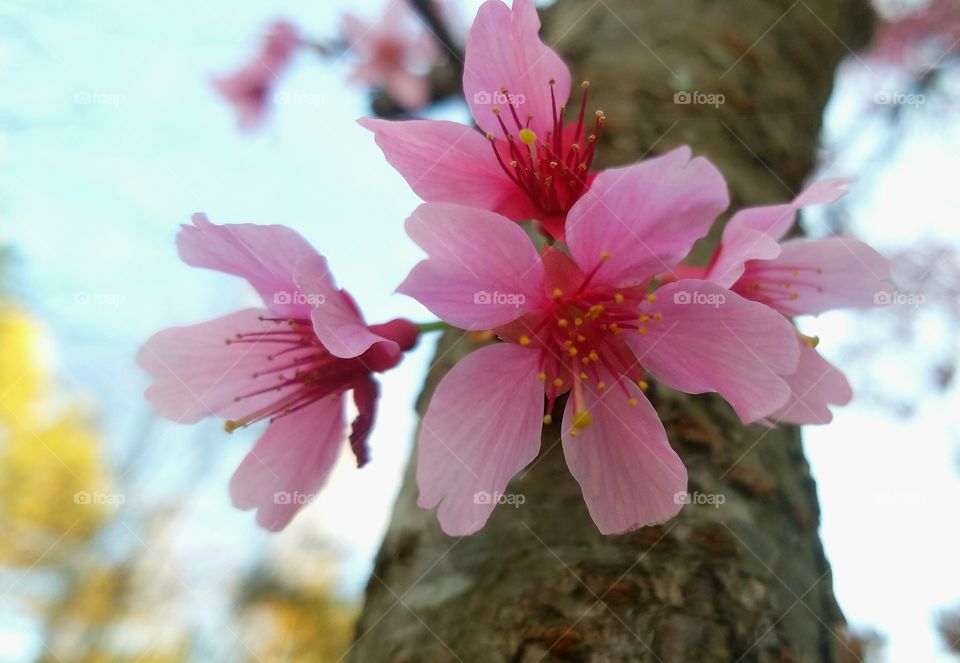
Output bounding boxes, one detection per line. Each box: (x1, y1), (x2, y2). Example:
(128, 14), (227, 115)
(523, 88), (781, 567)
(349, 1), (874, 661)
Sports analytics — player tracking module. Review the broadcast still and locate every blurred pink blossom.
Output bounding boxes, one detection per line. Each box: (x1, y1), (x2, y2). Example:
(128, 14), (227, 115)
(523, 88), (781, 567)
(212, 20), (300, 131)
(870, 0), (960, 70)
(340, 2), (439, 111)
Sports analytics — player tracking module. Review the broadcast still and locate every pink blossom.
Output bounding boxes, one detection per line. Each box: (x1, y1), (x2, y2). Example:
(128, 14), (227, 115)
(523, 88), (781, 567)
(137, 214), (419, 530)
(686, 179), (890, 424)
(340, 2), (439, 111)
(360, 0), (606, 240)
(870, 0), (960, 69)
(399, 150), (803, 535)
(212, 20), (300, 131)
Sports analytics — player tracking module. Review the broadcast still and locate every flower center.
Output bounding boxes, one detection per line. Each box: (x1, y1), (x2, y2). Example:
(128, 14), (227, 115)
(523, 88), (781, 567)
(512, 256), (664, 435)
(486, 80), (605, 221)
(222, 316), (367, 432)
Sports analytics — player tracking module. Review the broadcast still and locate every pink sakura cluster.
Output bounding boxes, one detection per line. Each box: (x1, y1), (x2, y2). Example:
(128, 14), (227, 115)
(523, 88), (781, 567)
(212, 4), (440, 131)
(143, 0), (889, 535)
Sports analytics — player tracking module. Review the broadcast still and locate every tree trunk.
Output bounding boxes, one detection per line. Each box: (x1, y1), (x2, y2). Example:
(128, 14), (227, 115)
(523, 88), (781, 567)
(349, 1), (874, 660)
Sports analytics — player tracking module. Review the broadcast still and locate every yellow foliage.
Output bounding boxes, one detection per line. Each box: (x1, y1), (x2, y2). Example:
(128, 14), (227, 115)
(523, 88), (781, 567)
(0, 306), (46, 422)
(0, 305), (112, 565)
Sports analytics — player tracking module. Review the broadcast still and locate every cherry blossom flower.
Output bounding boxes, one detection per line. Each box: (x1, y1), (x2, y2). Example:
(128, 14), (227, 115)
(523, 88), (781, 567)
(340, 2), (439, 111)
(870, 0), (960, 71)
(360, 0), (606, 240)
(681, 179), (890, 424)
(212, 20), (300, 131)
(137, 214), (419, 530)
(398, 149), (803, 535)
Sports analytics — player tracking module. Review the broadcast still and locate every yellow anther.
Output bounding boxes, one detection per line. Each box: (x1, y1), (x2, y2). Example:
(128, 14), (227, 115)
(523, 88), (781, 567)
(569, 347), (579, 357)
(492, 107), (501, 115)
(580, 372), (589, 380)
(653, 312), (663, 321)
(537, 372), (547, 382)
(597, 381), (606, 391)
(224, 420), (242, 433)
(646, 294), (657, 303)
(486, 132), (495, 141)
(519, 128), (538, 145)
(600, 251), (610, 260)
(577, 335), (586, 342)
(553, 378), (564, 387)
(638, 326), (648, 335)
(570, 429), (579, 438)
(519, 335), (531, 346)
(564, 339), (574, 347)
(557, 318), (569, 327)
(629, 398), (638, 407)
(572, 410), (593, 429)
(589, 304), (605, 314)
(543, 414), (553, 425)
(581, 80), (591, 89)
(639, 314), (650, 322)
(552, 288), (564, 299)
(589, 350), (600, 362)
(614, 293), (624, 304)
(574, 318), (583, 327)
(638, 380), (649, 391)
(800, 333), (820, 348)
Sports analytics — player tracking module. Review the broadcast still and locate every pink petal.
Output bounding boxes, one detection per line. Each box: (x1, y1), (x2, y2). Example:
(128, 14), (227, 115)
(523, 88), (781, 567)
(463, 0), (571, 138)
(293, 254), (399, 360)
(358, 118), (523, 216)
(177, 214), (318, 317)
(416, 344), (544, 536)
(138, 308), (290, 424)
(562, 378), (687, 535)
(565, 147), (729, 286)
(625, 280), (800, 423)
(770, 340), (852, 425)
(704, 227), (781, 288)
(397, 203), (547, 330)
(735, 237), (890, 316)
(348, 376), (380, 467)
(725, 177), (852, 243)
(229, 395), (345, 531)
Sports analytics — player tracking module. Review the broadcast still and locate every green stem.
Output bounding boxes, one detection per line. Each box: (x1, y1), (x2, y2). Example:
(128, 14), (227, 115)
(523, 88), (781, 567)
(416, 321), (449, 334)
